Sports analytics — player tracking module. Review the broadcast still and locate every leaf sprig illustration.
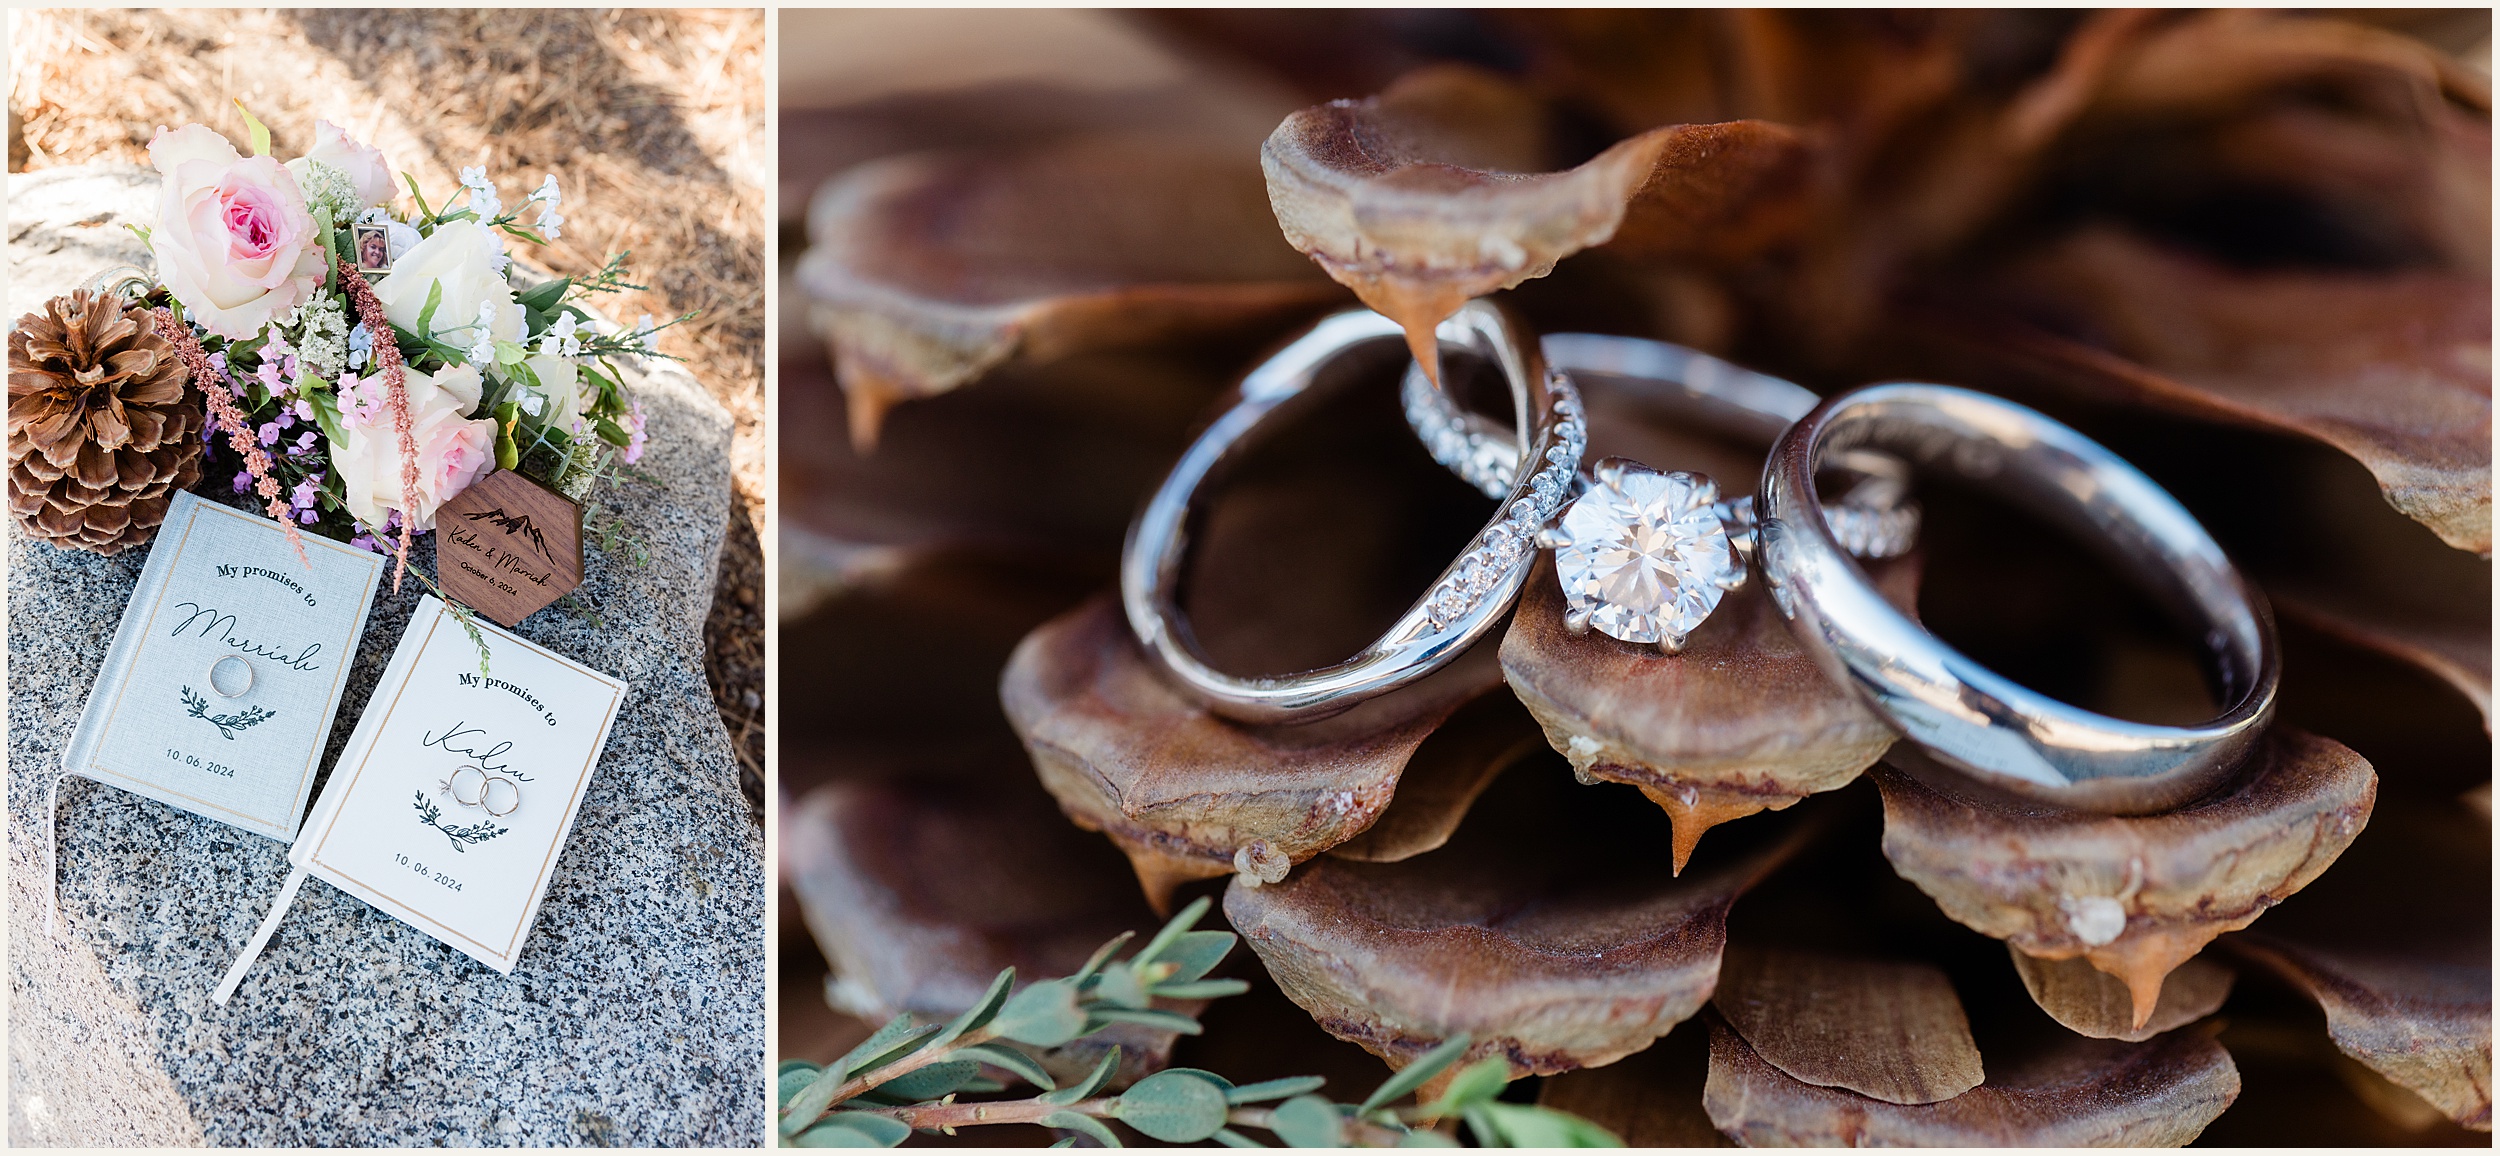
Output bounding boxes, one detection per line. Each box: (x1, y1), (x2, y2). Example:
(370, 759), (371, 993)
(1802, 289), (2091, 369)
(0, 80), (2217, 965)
(413, 790), (508, 852)
(180, 685), (276, 740)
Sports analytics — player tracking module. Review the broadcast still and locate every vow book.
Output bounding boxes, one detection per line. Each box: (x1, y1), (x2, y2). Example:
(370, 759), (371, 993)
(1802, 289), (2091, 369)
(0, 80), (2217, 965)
(217, 595), (628, 1001)
(61, 490), (385, 840)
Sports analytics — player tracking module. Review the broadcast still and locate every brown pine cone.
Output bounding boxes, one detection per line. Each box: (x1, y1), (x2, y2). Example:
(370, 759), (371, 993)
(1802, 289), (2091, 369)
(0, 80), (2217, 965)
(7, 289), (203, 555)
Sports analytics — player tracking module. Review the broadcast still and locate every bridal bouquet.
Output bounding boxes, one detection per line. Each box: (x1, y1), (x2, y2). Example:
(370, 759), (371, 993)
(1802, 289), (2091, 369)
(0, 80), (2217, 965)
(8, 104), (679, 582)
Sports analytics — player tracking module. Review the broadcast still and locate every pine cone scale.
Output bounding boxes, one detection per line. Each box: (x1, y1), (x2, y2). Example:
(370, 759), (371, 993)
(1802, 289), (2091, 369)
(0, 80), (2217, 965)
(7, 290), (204, 555)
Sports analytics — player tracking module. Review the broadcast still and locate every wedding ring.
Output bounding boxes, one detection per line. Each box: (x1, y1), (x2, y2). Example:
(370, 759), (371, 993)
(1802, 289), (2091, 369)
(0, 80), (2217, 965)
(480, 776), (520, 817)
(1757, 382), (2279, 814)
(208, 655), (254, 698)
(1123, 303), (1584, 724)
(1402, 333), (1919, 653)
(442, 764), (489, 807)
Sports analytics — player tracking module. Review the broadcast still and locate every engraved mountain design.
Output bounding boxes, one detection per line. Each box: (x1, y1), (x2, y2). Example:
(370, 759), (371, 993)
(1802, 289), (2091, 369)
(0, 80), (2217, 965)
(463, 505), (552, 559)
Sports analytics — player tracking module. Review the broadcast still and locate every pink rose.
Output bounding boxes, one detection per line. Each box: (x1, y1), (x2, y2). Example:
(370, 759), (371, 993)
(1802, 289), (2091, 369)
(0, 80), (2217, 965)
(285, 119), (395, 211)
(335, 364), (497, 532)
(148, 124), (326, 339)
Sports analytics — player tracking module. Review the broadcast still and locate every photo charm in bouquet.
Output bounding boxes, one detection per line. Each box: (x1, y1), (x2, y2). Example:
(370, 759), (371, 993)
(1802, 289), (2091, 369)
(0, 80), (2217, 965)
(14, 100), (689, 643)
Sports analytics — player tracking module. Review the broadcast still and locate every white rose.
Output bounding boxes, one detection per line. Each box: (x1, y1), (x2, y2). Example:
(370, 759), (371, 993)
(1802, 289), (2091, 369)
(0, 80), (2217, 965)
(336, 364), (497, 532)
(369, 220), (522, 350)
(520, 353), (590, 433)
(284, 120), (395, 212)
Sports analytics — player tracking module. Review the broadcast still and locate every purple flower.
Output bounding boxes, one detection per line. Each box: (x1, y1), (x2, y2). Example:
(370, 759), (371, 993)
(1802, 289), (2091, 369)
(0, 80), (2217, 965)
(276, 413), (296, 430)
(230, 472), (250, 494)
(298, 508), (319, 525)
(290, 476), (322, 508)
(293, 400), (316, 421)
(349, 534), (379, 553)
(257, 422), (281, 446)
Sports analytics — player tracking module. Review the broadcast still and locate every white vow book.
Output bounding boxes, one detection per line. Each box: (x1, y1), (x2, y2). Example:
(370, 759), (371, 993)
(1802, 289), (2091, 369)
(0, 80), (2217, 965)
(215, 595), (628, 1001)
(60, 490), (385, 840)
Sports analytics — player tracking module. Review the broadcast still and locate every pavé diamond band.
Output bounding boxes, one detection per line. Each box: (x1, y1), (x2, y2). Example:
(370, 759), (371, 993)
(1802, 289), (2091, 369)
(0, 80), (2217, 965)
(1401, 332), (1919, 653)
(1757, 383), (2280, 813)
(1123, 304), (1583, 724)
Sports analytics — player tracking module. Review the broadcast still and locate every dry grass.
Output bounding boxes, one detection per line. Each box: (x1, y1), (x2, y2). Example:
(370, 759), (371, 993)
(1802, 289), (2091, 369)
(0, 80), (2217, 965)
(9, 8), (766, 805)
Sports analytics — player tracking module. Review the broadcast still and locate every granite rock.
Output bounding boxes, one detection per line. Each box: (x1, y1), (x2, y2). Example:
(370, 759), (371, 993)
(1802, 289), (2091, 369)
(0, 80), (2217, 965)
(7, 166), (765, 1146)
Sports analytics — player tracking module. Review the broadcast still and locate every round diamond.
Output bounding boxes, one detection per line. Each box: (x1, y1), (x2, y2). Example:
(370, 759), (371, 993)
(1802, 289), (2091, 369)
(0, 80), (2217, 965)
(1549, 465), (1741, 646)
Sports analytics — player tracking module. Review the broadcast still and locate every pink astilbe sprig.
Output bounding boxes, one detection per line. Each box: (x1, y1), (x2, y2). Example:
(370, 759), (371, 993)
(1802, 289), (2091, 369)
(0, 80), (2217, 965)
(152, 305), (310, 567)
(332, 259), (421, 591)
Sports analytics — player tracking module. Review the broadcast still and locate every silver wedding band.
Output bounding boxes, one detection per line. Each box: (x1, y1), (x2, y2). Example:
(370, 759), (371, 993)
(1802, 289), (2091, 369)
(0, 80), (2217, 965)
(208, 655), (254, 698)
(443, 764), (522, 817)
(1757, 382), (2279, 813)
(1123, 303), (1584, 724)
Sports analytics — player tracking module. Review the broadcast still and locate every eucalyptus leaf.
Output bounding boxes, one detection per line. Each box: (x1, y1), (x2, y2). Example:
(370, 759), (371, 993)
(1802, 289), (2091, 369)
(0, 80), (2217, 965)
(1421, 1057), (1510, 1117)
(870, 1060), (979, 1103)
(1357, 1034), (1472, 1116)
(837, 1015), (938, 1083)
(953, 1043), (1053, 1091)
(1131, 896), (1213, 969)
(1147, 979), (1251, 1001)
(821, 1113), (911, 1148)
(1038, 1046), (1122, 1106)
(1214, 1128), (1267, 1148)
(1072, 932), (1134, 985)
(1146, 931), (1237, 985)
(1092, 962), (1149, 1010)
(1226, 1076), (1326, 1106)
(928, 968), (1015, 1049)
(1040, 1110), (1123, 1149)
(1267, 1095), (1344, 1148)
(789, 1123), (881, 1147)
(992, 979), (1086, 1047)
(1049, 1140), (1075, 1150)
(1396, 1128), (1461, 1147)
(778, 1063), (824, 1107)
(1466, 1102), (1623, 1148)
(1086, 1007), (1202, 1036)
(1113, 1071), (1231, 1143)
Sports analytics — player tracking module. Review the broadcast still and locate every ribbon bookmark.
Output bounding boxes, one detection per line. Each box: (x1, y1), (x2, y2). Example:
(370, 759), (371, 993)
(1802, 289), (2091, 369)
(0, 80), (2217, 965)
(212, 865), (309, 1005)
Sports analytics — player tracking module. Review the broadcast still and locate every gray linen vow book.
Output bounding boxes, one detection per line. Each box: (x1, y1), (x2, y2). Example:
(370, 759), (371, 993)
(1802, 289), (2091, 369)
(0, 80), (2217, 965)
(60, 490), (386, 840)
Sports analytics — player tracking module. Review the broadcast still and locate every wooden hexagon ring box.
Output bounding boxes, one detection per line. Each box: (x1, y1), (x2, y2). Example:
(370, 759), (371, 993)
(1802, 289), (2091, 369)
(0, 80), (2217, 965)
(434, 469), (584, 627)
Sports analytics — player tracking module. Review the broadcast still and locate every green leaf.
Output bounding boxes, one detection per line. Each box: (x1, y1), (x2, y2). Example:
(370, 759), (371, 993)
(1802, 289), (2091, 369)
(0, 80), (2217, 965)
(791, 1110), (910, 1148)
(992, 979), (1087, 1047)
(1147, 931), (1238, 984)
(836, 1015), (938, 1083)
(1147, 979), (1251, 1001)
(1396, 1128), (1462, 1147)
(1092, 962), (1149, 1010)
(1039, 1046), (1122, 1106)
(1465, 1102), (1622, 1148)
(1131, 896), (1213, 969)
(595, 417), (631, 447)
(1086, 1007), (1202, 1035)
(871, 1060), (978, 1102)
(299, 377), (348, 453)
(953, 1043), (1053, 1092)
(1421, 1057), (1511, 1118)
(1358, 1034), (1473, 1116)
(1226, 1076), (1326, 1106)
(1113, 1071), (1231, 1144)
(414, 279), (445, 339)
(1071, 932), (1134, 986)
(516, 277), (572, 313)
(1214, 1128), (1267, 1148)
(1049, 1140), (1075, 1150)
(782, 1067), (853, 1137)
(928, 968), (1015, 1050)
(235, 99), (271, 157)
(1039, 1110), (1122, 1149)
(492, 339), (527, 367)
(1267, 1095), (1344, 1148)
(313, 205), (338, 278)
(402, 173), (434, 222)
(778, 1063), (824, 1107)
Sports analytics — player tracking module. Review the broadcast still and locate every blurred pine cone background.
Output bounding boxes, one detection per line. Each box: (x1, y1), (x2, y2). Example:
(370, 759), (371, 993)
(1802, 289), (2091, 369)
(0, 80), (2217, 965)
(780, 10), (2488, 1146)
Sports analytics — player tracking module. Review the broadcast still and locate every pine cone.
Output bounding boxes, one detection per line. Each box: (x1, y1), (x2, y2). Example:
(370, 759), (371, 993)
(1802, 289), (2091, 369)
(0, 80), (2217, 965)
(7, 290), (203, 555)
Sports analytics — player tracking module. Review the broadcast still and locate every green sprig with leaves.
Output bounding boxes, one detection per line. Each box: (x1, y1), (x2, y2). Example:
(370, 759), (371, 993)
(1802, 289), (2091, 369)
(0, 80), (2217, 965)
(777, 898), (1621, 1148)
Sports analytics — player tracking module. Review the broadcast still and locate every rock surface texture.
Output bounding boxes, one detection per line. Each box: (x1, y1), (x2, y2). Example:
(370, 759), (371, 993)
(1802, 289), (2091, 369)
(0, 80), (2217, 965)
(6, 166), (764, 1146)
